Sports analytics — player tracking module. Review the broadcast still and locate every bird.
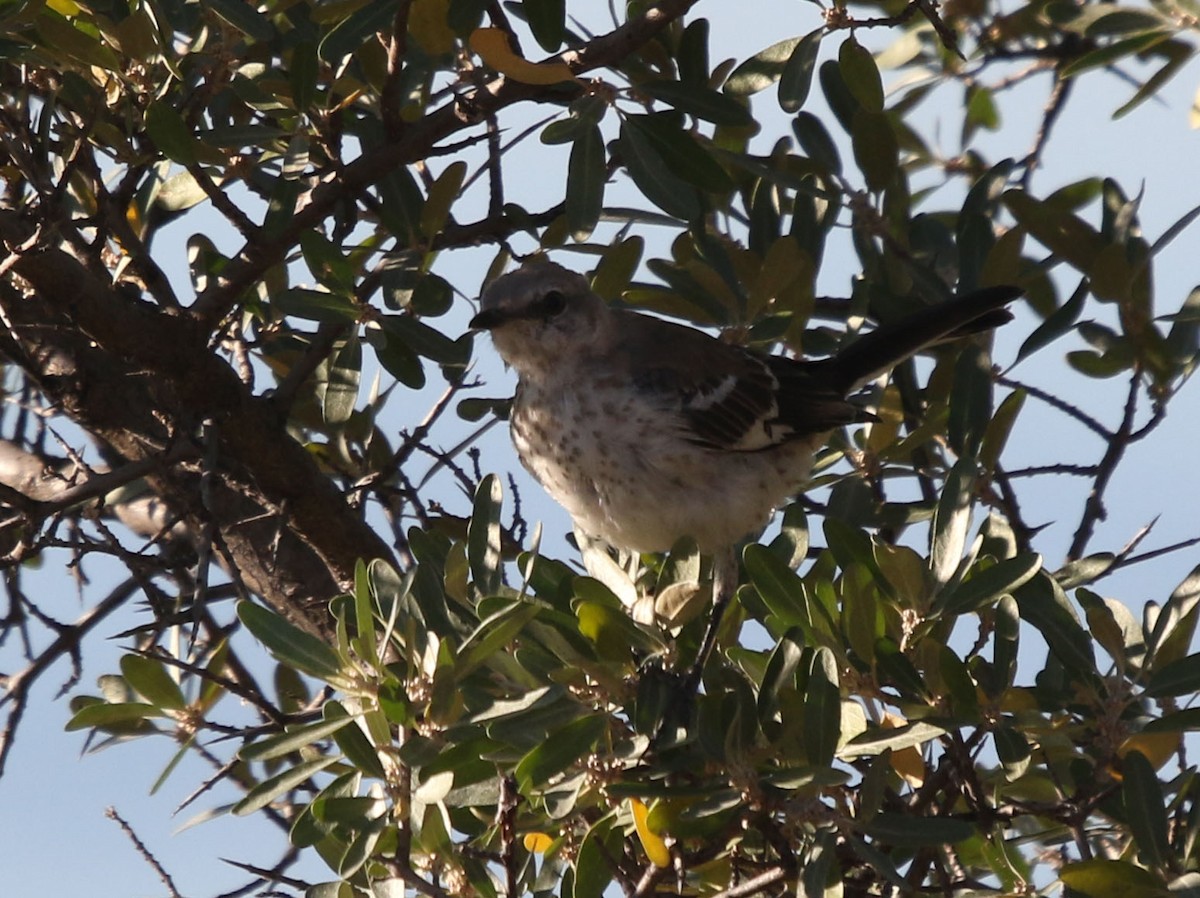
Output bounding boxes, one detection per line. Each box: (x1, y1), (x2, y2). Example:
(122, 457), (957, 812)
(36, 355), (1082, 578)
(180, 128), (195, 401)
(470, 261), (1019, 557)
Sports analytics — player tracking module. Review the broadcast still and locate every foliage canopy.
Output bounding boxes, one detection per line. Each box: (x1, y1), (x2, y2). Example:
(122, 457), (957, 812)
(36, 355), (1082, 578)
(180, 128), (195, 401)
(2, 1), (1200, 896)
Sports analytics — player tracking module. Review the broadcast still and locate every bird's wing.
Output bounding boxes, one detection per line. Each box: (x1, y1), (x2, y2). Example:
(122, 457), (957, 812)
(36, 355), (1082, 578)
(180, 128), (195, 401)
(616, 312), (863, 452)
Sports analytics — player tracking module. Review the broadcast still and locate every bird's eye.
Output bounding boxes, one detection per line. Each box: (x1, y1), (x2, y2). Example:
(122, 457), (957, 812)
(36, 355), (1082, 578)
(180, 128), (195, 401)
(540, 289), (567, 317)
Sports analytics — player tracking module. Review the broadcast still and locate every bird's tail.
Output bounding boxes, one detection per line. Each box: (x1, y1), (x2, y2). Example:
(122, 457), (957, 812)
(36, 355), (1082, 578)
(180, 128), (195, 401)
(822, 285), (1022, 395)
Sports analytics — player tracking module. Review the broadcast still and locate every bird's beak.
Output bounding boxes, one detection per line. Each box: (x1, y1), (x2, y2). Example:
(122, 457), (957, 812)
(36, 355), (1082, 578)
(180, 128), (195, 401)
(469, 307), (505, 330)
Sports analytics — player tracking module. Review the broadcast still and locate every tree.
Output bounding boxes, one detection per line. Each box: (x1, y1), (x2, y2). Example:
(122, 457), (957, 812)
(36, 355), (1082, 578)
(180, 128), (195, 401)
(2, 0), (1199, 895)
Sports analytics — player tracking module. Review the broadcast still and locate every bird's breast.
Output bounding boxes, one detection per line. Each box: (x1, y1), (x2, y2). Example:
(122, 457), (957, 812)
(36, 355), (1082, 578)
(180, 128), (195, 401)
(508, 379), (819, 553)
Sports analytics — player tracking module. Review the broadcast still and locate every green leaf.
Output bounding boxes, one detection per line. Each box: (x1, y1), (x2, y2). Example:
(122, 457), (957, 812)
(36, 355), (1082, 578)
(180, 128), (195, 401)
(994, 726), (1031, 780)
(1005, 189), (1107, 273)
(145, 101), (199, 166)
(641, 80), (752, 126)
(851, 110), (897, 192)
(758, 627), (804, 724)
(65, 701), (162, 731)
(1147, 652), (1200, 697)
(290, 39), (319, 111)
(575, 599), (662, 661)
(859, 813), (973, 848)
(120, 654), (187, 710)
(804, 647), (840, 766)
(380, 313), (469, 366)
(238, 600), (346, 682)
(1012, 574), (1096, 678)
(515, 714), (605, 790)
(842, 720), (947, 757)
(36, 10), (122, 70)
(326, 701), (387, 779)
(274, 288), (359, 324)
(523, 0), (565, 52)
(838, 36), (883, 113)
(468, 474), (503, 596)
(744, 543), (829, 640)
(623, 113), (733, 193)
(778, 28), (822, 113)
(319, 0), (398, 62)
(574, 816), (620, 898)
(1122, 749), (1171, 870)
(935, 553), (1043, 617)
(792, 112), (842, 175)
(352, 559), (378, 665)
(929, 459), (976, 588)
(725, 35), (805, 96)
(618, 119), (701, 221)
(1017, 279), (1088, 364)
(233, 755), (340, 816)
(947, 344), (994, 459)
(979, 389), (1026, 473)
(1059, 858), (1168, 898)
(457, 601), (541, 678)
(321, 334), (361, 427)
(873, 637), (928, 703)
(377, 168), (425, 244)
(566, 124), (605, 241)
(239, 716), (355, 761)
(202, 0), (274, 42)
(421, 161), (467, 240)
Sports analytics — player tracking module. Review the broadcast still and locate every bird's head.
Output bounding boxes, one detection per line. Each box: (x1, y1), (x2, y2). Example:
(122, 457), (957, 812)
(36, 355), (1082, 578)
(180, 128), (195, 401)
(470, 262), (612, 376)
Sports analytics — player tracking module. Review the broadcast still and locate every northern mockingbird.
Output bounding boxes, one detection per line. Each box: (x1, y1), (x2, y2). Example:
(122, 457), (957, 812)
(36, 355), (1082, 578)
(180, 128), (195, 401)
(471, 262), (1019, 557)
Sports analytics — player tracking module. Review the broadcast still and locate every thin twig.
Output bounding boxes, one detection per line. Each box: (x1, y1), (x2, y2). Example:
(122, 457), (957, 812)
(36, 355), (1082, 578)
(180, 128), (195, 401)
(106, 806), (184, 898)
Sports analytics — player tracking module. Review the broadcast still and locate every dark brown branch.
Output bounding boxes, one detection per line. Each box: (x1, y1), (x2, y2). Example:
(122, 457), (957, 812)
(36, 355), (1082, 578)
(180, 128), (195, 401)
(0, 576), (138, 779)
(1068, 368), (1141, 560)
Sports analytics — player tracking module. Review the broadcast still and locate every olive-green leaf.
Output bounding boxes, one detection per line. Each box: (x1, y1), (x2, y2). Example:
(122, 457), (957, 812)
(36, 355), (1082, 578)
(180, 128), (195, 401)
(1122, 749), (1171, 870)
(851, 110), (897, 192)
(145, 102), (199, 166)
(523, 0), (565, 52)
(641, 79), (752, 126)
(468, 474), (503, 596)
(1059, 858), (1167, 898)
(779, 28), (822, 113)
(238, 600), (345, 682)
(804, 647), (840, 766)
(322, 334), (361, 427)
(838, 36), (883, 113)
(618, 119), (701, 221)
(233, 755), (339, 816)
(860, 813), (973, 848)
(66, 701), (162, 731)
(202, 0), (274, 42)
(421, 161), (467, 240)
(935, 553), (1043, 617)
(624, 114), (733, 193)
(567, 124), (605, 241)
(514, 714), (605, 790)
(1147, 652), (1200, 697)
(239, 716), (355, 761)
(275, 288), (359, 324)
(120, 654), (187, 711)
(725, 35), (805, 96)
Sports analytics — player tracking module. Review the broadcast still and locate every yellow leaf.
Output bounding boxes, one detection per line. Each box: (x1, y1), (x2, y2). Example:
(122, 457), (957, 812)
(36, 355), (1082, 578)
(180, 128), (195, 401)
(523, 832), (554, 853)
(881, 712), (925, 788)
(630, 799), (671, 868)
(469, 28), (578, 85)
(1119, 731), (1180, 772)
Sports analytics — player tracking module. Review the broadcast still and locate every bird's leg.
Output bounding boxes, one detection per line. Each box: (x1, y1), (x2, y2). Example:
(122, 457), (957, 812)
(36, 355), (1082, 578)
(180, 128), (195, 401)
(682, 545), (738, 695)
